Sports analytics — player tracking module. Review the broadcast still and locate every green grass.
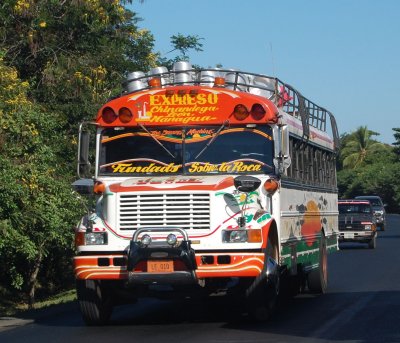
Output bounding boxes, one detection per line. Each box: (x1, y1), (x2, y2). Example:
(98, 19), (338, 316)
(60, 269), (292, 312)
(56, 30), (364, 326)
(0, 289), (77, 317)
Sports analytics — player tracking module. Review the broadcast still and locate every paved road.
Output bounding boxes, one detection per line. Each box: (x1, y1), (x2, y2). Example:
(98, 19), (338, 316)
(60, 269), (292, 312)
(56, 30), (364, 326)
(2, 214), (400, 342)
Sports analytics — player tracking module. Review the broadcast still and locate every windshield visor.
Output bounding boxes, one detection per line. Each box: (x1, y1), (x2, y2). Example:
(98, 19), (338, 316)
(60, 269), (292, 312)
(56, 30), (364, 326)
(99, 125), (274, 176)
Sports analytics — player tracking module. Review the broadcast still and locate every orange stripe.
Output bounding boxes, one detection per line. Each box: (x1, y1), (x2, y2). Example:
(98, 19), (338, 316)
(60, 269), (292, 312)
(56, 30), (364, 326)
(195, 253), (264, 277)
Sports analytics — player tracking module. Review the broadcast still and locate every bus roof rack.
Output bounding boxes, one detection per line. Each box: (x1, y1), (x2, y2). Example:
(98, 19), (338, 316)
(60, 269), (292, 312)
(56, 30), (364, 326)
(122, 64), (339, 151)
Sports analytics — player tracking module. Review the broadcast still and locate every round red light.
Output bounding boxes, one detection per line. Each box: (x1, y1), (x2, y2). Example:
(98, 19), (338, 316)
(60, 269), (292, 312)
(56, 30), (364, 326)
(251, 103), (266, 120)
(102, 107), (117, 124)
(232, 104), (249, 121)
(119, 107), (133, 123)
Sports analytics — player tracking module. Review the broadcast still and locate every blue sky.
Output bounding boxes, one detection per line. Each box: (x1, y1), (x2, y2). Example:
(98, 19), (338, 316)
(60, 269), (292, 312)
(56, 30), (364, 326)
(131, 0), (400, 145)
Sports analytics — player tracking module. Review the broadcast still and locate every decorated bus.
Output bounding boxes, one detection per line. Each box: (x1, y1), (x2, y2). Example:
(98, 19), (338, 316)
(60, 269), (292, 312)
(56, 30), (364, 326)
(73, 61), (340, 325)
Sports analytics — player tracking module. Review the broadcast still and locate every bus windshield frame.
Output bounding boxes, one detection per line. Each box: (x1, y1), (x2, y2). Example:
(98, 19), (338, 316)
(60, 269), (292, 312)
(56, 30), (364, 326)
(98, 124), (275, 176)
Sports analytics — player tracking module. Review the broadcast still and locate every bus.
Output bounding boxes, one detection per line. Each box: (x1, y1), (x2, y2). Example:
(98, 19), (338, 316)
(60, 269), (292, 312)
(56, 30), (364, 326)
(73, 61), (340, 325)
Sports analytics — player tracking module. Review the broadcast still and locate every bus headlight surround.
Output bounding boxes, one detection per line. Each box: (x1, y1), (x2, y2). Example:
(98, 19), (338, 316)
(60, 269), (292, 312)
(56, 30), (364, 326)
(222, 229), (262, 243)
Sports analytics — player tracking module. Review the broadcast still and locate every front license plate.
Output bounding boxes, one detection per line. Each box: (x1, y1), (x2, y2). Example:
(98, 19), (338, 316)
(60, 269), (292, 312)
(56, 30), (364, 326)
(344, 233), (354, 239)
(147, 260), (174, 273)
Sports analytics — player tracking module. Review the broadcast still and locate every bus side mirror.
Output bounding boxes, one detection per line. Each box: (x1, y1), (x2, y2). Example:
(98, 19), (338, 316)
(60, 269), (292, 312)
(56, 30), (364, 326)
(78, 129), (91, 178)
(72, 178), (94, 195)
(274, 125), (291, 174)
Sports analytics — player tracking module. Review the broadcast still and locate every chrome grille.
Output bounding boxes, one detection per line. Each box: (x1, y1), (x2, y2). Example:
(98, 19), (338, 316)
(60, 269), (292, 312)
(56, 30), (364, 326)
(118, 193), (211, 230)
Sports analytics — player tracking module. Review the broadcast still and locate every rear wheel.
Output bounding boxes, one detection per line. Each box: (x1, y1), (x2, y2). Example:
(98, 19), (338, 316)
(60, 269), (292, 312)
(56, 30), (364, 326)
(76, 280), (113, 326)
(308, 232), (328, 294)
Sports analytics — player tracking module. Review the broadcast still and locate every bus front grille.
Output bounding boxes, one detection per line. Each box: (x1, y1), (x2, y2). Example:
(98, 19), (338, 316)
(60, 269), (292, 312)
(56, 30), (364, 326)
(118, 193), (211, 231)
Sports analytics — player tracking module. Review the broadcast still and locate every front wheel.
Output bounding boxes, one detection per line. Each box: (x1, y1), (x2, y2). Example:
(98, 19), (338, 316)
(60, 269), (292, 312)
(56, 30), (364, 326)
(76, 280), (113, 326)
(246, 240), (280, 321)
(307, 233), (328, 294)
(368, 235), (377, 249)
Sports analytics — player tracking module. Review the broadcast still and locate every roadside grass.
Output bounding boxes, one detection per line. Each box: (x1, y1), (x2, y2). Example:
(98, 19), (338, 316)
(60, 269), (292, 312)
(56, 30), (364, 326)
(0, 289), (77, 317)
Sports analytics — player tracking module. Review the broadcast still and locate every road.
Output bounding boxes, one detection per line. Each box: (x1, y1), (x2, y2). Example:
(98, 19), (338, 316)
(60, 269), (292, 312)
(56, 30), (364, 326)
(2, 214), (400, 343)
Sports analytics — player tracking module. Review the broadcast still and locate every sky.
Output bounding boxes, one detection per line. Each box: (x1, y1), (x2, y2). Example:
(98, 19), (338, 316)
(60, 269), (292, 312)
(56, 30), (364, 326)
(130, 0), (400, 145)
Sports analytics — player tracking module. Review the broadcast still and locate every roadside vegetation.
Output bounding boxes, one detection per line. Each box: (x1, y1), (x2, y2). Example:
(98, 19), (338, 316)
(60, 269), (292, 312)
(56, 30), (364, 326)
(0, 0), (399, 315)
(337, 126), (400, 213)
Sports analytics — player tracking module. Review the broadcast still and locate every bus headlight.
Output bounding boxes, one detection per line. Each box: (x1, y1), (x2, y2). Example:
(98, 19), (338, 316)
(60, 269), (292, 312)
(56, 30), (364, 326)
(222, 229), (262, 243)
(85, 232), (108, 245)
(364, 225), (372, 230)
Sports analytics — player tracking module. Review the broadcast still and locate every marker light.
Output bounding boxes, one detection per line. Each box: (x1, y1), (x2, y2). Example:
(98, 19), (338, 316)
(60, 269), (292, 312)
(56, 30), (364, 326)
(93, 181), (106, 194)
(250, 103), (266, 120)
(141, 234), (152, 246)
(102, 107), (117, 124)
(263, 179), (279, 194)
(119, 107), (133, 123)
(166, 233), (178, 246)
(75, 232), (85, 246)
(247, 229), (262, 242)
(214, 77), (226, 87)
(148, 77), (161, 88)
(232, 104), (249, 121)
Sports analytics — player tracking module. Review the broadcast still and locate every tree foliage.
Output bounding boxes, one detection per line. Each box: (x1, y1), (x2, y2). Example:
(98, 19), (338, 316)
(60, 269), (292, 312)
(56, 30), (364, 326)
(339, 126), (385, 169)
(1, 0), (157, 123)
(0, 1), (205, 307)
(158, 33), (204, 70)
(392, 127), (400, 158)
(337, 127), (400, 213)
(0, 56), (81, 305)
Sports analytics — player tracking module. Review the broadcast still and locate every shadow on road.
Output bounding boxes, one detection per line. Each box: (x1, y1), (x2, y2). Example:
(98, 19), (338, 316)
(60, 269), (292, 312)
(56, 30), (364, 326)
(18, 289), (400, 343)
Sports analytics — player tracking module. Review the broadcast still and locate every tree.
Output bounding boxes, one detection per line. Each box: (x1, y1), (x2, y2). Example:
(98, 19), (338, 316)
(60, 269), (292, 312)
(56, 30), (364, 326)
(339, 126), (385, 169)
(337, 126), (400, 213)
(0, 1), (206, 307)
(0, 0), (157, 124)
(0, 56), (81, 306)
(158, 33), (204, 70)
(392, 128), (400, 158)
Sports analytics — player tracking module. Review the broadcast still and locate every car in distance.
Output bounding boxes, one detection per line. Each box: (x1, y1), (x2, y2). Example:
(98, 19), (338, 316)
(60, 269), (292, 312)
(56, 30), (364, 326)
(355, 195), (386, 231)
(338, 199), (377, 249)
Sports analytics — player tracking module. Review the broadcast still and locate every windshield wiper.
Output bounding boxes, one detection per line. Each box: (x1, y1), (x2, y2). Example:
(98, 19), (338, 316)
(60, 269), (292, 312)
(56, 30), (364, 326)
(194, 120), (229, 160)
(138, 123), (175, 159)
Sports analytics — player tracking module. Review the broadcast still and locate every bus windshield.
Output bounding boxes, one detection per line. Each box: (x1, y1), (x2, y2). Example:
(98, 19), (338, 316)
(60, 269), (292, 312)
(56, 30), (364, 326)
(98, 125), (275, 176)
(338, 204), (372, 214)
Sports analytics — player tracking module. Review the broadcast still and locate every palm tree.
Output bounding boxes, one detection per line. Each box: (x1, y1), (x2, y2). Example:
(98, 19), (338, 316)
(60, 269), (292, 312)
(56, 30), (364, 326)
(392, 128), (400, 158)
(340, 126), (384, 169)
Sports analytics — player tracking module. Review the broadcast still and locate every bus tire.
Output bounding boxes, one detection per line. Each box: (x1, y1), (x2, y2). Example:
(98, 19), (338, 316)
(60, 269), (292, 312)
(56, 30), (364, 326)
(307, 232), (328, 294)
(246, 240), (280, 321)
(76, 280), (113, 326)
